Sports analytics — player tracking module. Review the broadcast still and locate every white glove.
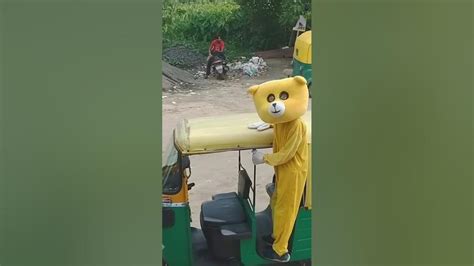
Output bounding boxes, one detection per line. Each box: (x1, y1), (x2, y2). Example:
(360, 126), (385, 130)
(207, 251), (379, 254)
(257, 123), (271, 131)
(248, 121), (271, 131)
(252, 149), (265, 165)
(248, 121), (265, 129)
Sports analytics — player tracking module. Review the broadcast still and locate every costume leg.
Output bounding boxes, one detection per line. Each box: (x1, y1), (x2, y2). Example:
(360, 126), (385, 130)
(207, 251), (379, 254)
(271, 167), (307, 256)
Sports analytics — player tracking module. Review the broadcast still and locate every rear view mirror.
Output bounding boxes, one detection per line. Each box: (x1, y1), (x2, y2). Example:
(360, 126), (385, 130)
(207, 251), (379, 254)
(183, 167), (191, 178)
(182, 156), (191, 178)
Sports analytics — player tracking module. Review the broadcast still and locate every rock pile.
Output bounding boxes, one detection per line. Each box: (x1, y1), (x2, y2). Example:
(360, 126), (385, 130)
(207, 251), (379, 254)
(163, 46), (207, 69)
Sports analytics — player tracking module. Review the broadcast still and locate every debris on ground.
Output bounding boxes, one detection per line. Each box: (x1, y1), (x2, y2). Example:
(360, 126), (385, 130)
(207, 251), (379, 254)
(228, 56), (268, 77)
(163, 45), (279, 84)
(194, 71), (207, 79)
(283, 68), (293, 77)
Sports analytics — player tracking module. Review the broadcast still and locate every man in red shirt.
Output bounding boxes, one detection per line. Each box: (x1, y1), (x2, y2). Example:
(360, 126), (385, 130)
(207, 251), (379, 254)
(205, 34), (225, 79)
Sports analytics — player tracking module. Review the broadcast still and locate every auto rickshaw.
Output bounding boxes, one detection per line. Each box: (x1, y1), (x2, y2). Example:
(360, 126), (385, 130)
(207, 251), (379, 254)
(292, 30), (312, 95)
(162, 112), (312, 266)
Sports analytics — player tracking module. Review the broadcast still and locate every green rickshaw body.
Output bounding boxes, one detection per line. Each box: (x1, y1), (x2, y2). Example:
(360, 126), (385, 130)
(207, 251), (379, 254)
(162, 112), (312, 266)
(240, 203), (312, 265)
(163, 204), (193, 265)
(292, 59), (312, 87)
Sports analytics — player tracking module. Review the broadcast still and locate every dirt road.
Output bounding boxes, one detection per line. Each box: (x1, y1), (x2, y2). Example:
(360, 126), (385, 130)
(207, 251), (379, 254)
(162, 58), (309, 227)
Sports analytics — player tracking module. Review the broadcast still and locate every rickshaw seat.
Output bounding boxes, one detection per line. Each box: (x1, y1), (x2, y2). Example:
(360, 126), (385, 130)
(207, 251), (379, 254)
(220, 223), (251, 240)
(200, 168), (254, 260)
(212, 192), (237, 201)
(201, 197), (246, 226)
(200, 196), (250, 260)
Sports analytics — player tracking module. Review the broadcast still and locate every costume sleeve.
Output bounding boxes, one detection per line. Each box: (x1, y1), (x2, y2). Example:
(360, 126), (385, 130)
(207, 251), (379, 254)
(263, 122), (303, 166)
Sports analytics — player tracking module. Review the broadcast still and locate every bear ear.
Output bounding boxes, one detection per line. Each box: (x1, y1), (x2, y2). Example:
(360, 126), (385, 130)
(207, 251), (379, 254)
(247, 85), (259, 95)
(294, 76), (307, 85)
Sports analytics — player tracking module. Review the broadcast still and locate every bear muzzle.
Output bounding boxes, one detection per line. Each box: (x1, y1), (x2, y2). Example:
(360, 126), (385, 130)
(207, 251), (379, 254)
(268, 101), (286, 117)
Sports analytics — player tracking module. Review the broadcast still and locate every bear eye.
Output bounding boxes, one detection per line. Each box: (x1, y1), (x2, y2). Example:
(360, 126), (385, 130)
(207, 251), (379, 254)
(279, 91), (289, 100)
(267, 94), (275, 102)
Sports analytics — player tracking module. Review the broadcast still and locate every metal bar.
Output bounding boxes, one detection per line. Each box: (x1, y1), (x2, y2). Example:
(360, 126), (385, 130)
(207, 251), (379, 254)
(238, 150), (241, 170)
(253, 164), (256, 212)
(247, 199), (253, 212)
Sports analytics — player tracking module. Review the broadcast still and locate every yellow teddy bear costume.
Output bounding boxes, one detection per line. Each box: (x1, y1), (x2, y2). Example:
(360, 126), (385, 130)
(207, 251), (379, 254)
(248, 76), (309, 258)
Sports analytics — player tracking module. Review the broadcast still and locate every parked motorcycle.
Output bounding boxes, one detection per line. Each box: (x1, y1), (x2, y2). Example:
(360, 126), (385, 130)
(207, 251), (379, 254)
(210, 54), (229, 80)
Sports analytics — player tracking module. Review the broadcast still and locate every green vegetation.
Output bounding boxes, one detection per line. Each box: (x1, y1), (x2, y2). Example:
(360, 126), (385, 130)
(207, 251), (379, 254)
(163, 0), (311, 60)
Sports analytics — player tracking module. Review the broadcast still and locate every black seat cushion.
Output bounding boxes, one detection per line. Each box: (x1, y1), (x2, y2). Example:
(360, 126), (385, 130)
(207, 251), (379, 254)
(220, 223), (251, 240)
(212, 192), (238, 201)
(201, 197), (246, 226)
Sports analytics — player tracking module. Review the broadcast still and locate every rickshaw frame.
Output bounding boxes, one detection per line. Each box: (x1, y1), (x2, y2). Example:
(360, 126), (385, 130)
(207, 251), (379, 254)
(162, 112), (312, 266)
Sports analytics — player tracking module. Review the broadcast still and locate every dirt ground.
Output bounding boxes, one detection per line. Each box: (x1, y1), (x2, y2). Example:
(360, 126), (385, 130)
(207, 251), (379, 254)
(162, 58), (311, 227)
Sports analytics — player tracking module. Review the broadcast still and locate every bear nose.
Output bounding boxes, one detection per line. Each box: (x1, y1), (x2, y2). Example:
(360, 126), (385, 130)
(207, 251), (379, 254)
(272, 103), (277, 107)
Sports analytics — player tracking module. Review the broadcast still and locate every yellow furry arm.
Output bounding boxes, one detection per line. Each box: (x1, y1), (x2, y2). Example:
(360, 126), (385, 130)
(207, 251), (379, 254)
(263, 122), (303, 166)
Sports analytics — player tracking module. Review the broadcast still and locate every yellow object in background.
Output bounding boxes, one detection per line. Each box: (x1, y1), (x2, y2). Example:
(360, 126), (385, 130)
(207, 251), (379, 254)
(294, 31), (312, 64)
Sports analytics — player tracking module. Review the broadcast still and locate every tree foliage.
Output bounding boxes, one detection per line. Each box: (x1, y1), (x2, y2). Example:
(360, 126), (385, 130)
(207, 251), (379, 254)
(163, 0), (311, 58)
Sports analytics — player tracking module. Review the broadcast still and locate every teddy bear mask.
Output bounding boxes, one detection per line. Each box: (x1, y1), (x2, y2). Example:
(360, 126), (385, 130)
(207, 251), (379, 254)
(248, 76), (309, 124)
